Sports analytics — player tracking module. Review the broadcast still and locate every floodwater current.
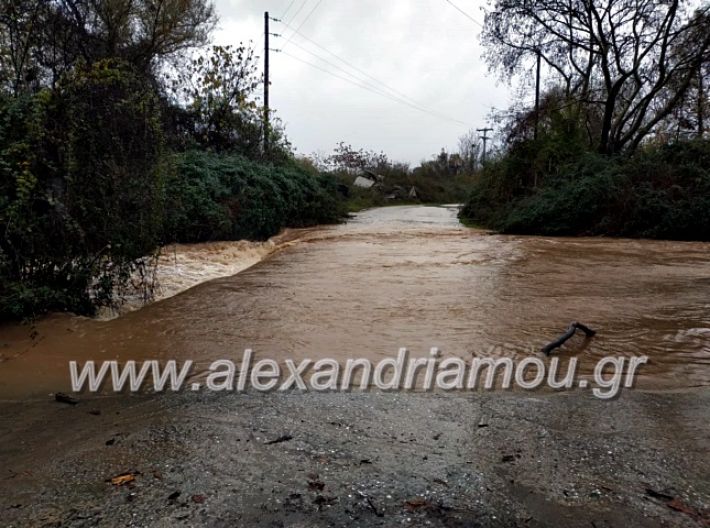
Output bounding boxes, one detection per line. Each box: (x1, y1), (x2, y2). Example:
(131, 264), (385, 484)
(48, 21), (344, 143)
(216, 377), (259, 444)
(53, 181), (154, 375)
(1, 205), (709, 397)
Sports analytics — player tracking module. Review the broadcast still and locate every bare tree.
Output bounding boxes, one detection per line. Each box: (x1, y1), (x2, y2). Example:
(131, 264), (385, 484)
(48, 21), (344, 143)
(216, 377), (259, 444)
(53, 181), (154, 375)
(457, 128), (481, 170)
(0, 0), (45, 94)
(326, 141), (390, 173)
(483, 0), (710, 154)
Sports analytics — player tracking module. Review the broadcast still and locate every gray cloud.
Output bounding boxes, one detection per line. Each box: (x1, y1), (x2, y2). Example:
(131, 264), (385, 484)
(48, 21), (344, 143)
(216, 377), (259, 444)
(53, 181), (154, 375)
(213, 0), (513, 164)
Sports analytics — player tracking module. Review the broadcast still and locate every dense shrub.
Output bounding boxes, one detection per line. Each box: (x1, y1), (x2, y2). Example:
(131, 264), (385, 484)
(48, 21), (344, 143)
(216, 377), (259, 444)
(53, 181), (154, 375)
(0, 70), (346, 320)
(460, 139), (710, 240)
(163, 151), (346, 243)
(0, 61), (166, 319)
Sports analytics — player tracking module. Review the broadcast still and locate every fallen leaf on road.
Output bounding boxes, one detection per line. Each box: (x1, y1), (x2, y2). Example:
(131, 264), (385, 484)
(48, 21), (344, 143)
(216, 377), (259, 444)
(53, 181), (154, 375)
(110, 473), (135, 486)
(645, 488), (710, 525)
(667, 498), (710, 525)
(404, 497), (432, 511)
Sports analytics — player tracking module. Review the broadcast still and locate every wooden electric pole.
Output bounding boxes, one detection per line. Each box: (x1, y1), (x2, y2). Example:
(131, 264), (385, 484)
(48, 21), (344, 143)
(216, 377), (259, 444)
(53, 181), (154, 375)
(477, 128), (493, 164)
(264, 11), (270, 154)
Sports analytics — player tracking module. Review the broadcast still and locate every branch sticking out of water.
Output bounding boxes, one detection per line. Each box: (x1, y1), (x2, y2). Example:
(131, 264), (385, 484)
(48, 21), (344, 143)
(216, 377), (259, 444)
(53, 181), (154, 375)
(542, 322), (597, 355)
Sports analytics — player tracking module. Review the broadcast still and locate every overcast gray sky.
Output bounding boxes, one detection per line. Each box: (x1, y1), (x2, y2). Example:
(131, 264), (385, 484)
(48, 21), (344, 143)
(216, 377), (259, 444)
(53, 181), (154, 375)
(212, 0), (513, 165)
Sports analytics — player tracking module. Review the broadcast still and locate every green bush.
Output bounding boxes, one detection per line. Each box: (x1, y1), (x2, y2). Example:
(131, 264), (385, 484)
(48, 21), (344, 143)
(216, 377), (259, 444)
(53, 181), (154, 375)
(460, 137), (710, 240)
(164, 151), (346, 243)
(0, 61), (166, 320)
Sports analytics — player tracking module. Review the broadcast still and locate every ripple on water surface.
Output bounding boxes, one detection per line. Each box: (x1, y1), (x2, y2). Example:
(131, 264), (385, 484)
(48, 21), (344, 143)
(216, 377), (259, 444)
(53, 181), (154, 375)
(1, 205), (709, 395)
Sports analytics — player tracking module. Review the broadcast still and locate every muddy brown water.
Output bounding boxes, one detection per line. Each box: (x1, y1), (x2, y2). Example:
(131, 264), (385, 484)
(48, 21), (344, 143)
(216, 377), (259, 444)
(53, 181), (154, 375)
(1, 205), (709, 398)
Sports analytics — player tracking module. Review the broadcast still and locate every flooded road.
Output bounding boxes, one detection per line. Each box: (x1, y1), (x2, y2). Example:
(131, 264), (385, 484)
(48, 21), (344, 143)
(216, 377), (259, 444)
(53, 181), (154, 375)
(1, 205), (709, 396)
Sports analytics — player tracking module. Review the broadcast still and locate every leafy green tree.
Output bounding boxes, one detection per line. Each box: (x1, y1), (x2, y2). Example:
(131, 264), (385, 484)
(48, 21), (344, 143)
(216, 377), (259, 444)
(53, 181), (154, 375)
(169, 44), (262, 155)
(0, 0), (217, 95)
(167, 44), (291, 160)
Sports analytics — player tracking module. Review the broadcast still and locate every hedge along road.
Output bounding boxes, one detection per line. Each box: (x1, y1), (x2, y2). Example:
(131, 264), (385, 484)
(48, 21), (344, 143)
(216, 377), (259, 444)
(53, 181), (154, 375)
(1, 204), (710, 397)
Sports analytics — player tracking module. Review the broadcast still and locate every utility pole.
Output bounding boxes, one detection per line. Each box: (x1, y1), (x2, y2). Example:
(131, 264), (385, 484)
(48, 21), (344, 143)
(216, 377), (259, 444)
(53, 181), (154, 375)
(534, 50), (541, 140)
(264, 11), (270, 154)
(477, 128), (493, 164)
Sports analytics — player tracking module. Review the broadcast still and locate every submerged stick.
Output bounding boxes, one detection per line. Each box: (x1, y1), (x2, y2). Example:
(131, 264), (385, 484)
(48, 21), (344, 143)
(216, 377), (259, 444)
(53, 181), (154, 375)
(541, 321), (596, 355)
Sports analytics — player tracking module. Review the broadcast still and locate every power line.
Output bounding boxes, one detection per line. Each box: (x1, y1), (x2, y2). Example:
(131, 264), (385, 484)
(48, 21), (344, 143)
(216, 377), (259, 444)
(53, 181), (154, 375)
(284, 40), (465, 125)
(279, 49), (467, 126)
(280, 50), (393, 96)
(273, 4), (469, 125)
(276, 20), (467, 124)
(279, 19), (438, 110)
(284, 41), (465, 124)
(279, 0), (296, 20)
(283, 0), (308, 26)
(283, 0), (324, 48)
(287, 40), (392, 94)
(443, 0), (484, 28)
